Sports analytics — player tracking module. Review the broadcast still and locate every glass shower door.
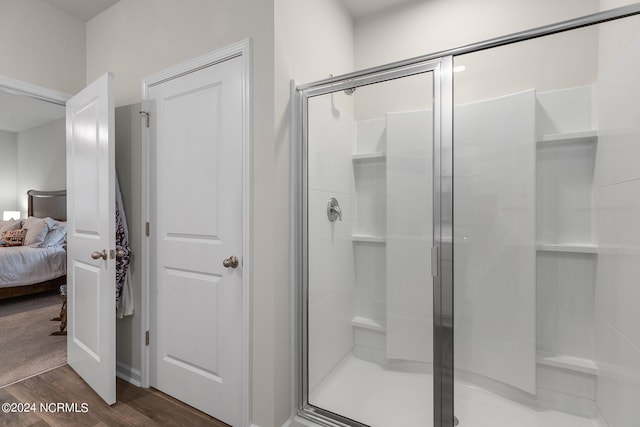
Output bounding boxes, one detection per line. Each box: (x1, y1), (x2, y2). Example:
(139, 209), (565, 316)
(299, 60), (447, 427)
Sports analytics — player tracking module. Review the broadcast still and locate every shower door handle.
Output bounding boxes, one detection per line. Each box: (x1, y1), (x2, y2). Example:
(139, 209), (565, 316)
(431, 246), (439, 277)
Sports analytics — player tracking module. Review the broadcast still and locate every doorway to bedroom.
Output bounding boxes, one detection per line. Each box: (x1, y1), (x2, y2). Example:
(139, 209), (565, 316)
(0, 79), (69, 387)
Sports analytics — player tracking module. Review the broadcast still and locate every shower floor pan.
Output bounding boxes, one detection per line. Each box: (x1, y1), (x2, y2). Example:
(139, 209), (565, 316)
(309, 355), (605, 427)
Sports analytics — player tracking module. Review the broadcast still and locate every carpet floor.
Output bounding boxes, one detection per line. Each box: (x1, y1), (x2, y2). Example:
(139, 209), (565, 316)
(0, 291), (67, 387)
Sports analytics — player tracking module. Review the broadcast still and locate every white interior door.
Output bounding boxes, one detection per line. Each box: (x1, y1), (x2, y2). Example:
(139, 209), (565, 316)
(66, 72), (116, 405)
(148, 55), (244, 426)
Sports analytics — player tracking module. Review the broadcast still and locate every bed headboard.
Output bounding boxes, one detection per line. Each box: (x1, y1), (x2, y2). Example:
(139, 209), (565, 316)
(27, 190), (66, 221)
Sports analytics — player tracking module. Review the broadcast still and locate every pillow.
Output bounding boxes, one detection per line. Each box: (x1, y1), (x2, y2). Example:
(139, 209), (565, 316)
(42, 220), (67, 247)
(0, 219), (21, 235)
(22, 217), (51, 247)
(2, 228), (27, 246)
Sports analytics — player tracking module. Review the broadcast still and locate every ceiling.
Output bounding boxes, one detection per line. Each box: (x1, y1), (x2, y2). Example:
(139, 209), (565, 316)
(341, 0), (422, 18)
(41, 0), (420, 21)
(40, 0), (120, 22)
(40, 0), (418, 22)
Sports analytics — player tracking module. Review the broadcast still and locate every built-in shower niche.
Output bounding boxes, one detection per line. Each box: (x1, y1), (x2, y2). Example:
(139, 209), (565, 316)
(352, 117), (387, 366)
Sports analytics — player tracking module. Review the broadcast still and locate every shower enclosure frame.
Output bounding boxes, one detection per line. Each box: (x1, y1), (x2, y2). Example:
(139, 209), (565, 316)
(293, 3), (640, 427)
(294, 56), (454, 427)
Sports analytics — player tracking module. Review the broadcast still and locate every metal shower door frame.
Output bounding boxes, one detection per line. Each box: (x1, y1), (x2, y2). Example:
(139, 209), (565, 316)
(294, 56), (454, 427)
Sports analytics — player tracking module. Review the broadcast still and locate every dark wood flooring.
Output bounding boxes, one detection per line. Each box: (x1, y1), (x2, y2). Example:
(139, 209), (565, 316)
(0, 365), (230, 426)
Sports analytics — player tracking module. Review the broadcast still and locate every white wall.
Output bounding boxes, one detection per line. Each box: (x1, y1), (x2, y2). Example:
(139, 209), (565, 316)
(0, 0), (85, 95)
(599, 0), (640, 10)
(275, 0), (354, 85)
(0, 0), (82, 218)
(0, 130), (17, 213)
(593, 13), (640, 427)
(16, 119), (66, 216)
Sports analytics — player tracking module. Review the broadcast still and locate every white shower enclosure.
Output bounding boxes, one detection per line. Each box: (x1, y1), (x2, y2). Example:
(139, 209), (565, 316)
(295, 5), (640, 427)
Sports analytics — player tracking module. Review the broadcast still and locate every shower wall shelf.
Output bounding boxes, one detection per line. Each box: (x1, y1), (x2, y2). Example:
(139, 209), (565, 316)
(536, 130), (598, 144)
(352, 316), (386, 332)
(352, 234), (386, 243)
(352, 152), (386, 161)
(535, 243), (599, 254)
(536, 352), (599, 375)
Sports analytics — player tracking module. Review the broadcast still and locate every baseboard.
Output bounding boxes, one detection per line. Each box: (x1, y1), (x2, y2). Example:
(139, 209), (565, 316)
(116, 361), (142, 387)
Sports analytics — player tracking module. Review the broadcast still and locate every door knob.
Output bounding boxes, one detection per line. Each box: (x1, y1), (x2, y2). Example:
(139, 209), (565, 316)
(223, 255), (239, 268)
(91, 250), (108, 260)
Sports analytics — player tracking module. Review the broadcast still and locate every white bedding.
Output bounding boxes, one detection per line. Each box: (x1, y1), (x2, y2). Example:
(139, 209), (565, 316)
(0, 245), (66, 288)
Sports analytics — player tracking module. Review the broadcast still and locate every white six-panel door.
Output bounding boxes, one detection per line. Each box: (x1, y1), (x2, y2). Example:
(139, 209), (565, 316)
(66, 72), (116, 405)
(148, 55), (244, 426)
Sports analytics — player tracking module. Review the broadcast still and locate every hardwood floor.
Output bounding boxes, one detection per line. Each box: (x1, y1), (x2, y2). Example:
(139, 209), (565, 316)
(0, 365), (230, 426)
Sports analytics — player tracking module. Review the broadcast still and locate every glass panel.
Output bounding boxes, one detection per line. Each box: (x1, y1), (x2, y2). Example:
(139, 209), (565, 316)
(453, 14), (640, 427)
(306, 71), (434, 427)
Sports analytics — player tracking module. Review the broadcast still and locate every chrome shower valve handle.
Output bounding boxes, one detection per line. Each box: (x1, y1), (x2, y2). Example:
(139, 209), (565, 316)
(327, 197), (342, 222)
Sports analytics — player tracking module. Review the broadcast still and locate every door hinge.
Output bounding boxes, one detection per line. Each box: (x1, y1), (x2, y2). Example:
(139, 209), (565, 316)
(145, 330), (150, 346)
(139, 111), (149, 128)
(145, 222), (150, 236)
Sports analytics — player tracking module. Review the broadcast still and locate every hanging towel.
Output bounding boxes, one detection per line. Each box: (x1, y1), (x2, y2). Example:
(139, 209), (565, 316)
(115, 174), (134, 318)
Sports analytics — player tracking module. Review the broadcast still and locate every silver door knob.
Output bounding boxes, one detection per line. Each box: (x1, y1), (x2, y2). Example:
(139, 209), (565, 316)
(223, 255), (239, 268)
(91, 250), (108, 260)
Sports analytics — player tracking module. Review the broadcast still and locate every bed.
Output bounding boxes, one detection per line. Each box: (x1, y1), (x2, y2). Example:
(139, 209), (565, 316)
(0, 190), (67, 300)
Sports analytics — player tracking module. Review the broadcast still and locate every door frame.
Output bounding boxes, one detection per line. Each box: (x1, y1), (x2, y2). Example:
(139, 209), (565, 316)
(140, 39), (252, 426)
(0, 74), (70, 106)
